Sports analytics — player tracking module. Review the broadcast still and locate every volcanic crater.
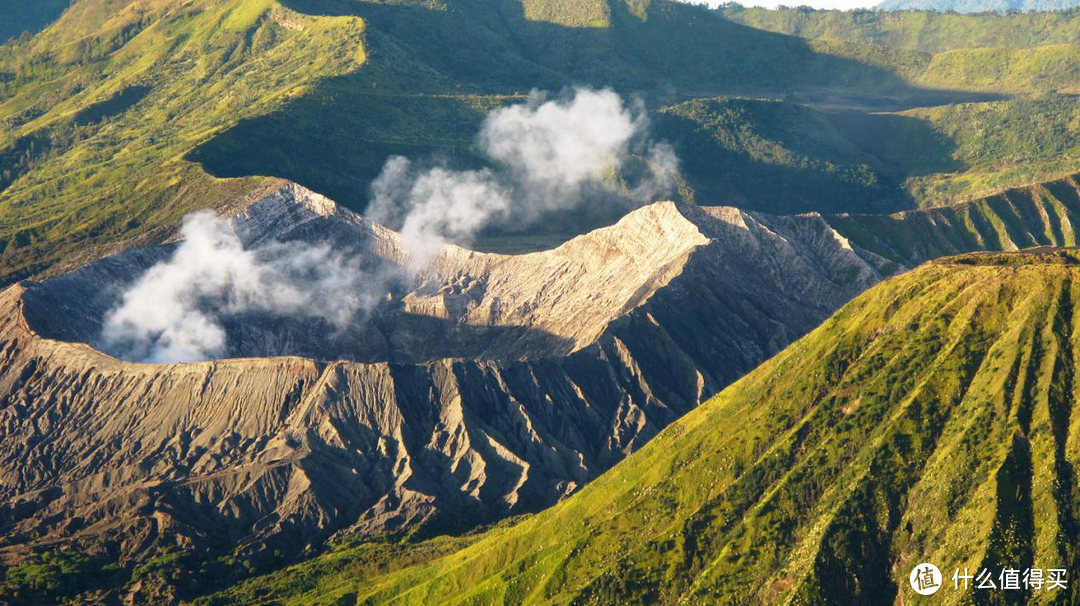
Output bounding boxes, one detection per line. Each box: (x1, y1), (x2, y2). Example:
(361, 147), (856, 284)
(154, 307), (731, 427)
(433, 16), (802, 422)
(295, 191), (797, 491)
(0, 182), (896, 561)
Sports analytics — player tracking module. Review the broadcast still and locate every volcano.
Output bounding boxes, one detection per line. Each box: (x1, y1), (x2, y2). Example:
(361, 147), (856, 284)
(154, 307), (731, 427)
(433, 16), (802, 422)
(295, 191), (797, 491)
(0, 183), (894, 562)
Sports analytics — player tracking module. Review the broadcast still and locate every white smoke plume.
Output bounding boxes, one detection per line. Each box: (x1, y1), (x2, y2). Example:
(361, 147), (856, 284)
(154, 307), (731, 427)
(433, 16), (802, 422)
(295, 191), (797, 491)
(365, 87), (678, 267)
(101, 88), (678, 363)
(480, 88), (645, 200)
(369, 160), (512, 269)
(100, 211), (372, 363)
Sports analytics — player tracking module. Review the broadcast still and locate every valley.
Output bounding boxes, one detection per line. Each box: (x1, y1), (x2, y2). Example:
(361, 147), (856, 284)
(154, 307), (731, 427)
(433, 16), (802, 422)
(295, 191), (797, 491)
(1, 0), (1079, 283)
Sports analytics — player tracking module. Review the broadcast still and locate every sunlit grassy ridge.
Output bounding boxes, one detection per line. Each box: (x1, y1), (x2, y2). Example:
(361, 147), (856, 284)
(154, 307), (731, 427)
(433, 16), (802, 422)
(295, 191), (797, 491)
(722, 7), (1080, 93)
(919, 44), (1080, 93)
(520, 0), (610, 26)
(205, 249), (1080, 605)
(0, 0), (366, 282)
(829, 174), (1080, 265)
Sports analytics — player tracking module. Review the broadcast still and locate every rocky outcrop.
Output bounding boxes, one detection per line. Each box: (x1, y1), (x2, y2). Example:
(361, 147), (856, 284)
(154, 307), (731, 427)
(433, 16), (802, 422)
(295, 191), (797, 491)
(0, 183), (897, 563)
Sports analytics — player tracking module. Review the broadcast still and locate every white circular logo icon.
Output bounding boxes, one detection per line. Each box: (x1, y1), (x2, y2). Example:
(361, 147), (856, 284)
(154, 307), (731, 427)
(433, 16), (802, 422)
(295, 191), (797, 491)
(910, 563), (942, 595)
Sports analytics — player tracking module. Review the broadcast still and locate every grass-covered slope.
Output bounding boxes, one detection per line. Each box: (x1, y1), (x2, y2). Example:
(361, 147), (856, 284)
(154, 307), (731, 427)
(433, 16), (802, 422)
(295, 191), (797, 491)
(207, 249), (1080, 605)
(832, 174), (1080, 265)
(654, 94), (1080, 212)
(654, 97), (903, 214)
(720, 7), (1080, 94)
(1, 0), (1079, 286)
(0, 0), (366, 283)
(831, 93), (1080, 207)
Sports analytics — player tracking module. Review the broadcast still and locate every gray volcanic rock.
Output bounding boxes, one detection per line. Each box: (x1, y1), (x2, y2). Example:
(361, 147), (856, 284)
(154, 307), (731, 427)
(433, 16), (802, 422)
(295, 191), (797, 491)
(0, 183), (897, 563)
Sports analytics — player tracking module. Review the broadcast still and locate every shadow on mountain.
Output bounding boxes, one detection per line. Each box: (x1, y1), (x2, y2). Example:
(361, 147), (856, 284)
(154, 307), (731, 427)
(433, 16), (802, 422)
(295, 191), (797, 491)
(189, 0), (1003, 216)
(73, 84), (153, 126)
(187, 90), (491, 211)
(825, 110), (966, 178)
(0, 0), (71, 43)
(20, 266), (578, 364)
(652, 97), (964, 214)
(279, 0), (929, 95)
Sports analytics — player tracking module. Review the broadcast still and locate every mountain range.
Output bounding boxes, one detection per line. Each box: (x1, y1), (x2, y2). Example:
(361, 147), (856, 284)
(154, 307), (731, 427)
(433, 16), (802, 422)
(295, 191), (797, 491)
(3, 0), (1080, 284)
(0, 183), (891, 568)
(3, 0), (1080, 603)
(877, 0), (1080, 13)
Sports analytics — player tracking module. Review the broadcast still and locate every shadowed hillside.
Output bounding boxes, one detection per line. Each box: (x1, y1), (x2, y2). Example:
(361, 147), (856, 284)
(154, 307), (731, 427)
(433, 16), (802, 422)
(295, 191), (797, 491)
(0, 0), (69, 42)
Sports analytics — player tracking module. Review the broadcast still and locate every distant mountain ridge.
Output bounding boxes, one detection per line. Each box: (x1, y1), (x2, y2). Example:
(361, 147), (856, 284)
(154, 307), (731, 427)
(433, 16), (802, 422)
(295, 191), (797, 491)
(877, 0), (1080, 13)
(5, 0), (1080, 287)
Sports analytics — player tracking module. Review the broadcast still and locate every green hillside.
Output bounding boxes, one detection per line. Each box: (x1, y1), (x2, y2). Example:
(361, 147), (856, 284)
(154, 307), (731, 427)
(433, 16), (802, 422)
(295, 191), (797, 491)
(878, 0), (1080, 15)
(829, 93), (1080, 207)
(653, 97), (901, 214)
(832, 174), (1080, 265)
(0, 0), (367, 283)
(206, 249), (1080, 605)
(2, 0), (1080, 286)
(650, 94), (1080, 213)
(720, 7), (1080, 93)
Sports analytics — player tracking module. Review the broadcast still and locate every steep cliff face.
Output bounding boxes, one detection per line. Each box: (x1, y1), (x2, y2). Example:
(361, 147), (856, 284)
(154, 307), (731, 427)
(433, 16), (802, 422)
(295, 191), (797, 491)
(0, 183), (896, 562)
(829, 174), (1080, 267)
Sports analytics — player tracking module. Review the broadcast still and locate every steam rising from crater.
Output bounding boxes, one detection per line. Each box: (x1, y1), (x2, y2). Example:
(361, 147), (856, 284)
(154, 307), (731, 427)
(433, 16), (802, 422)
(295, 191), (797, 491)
(100, 212), (373, 363)
(101, 88), (678, 363)
(365, 87), (678, 267)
